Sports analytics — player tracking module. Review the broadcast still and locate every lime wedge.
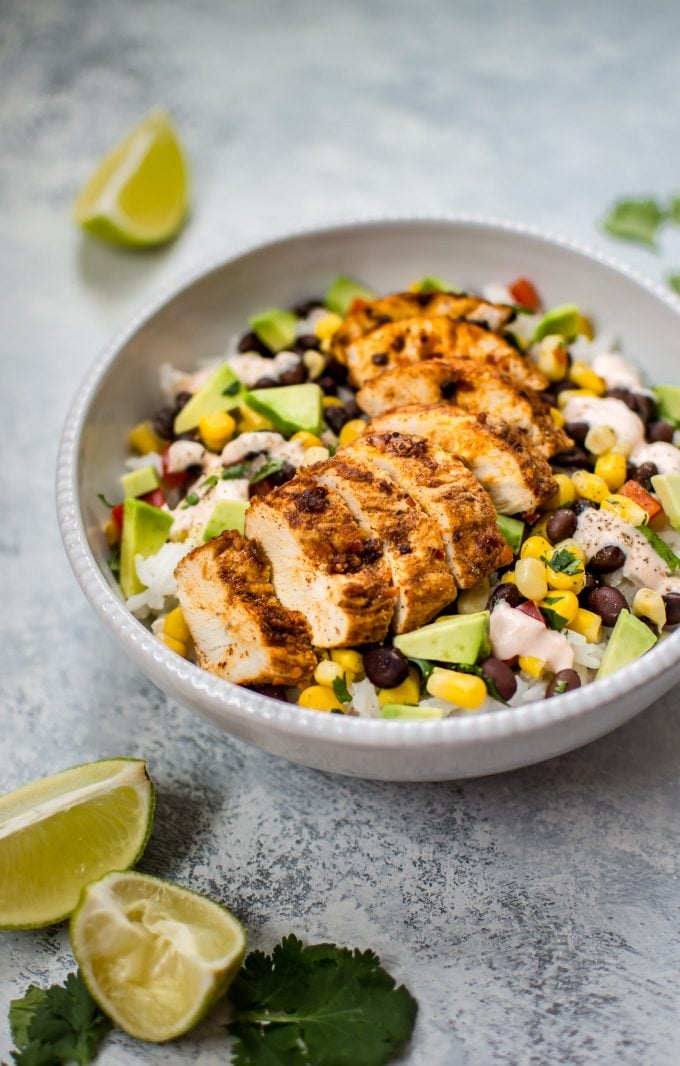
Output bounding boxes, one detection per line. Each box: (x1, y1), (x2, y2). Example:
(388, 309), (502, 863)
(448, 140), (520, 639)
(0, 758), (155, 929)
(73, 110), (189, 247)
(71, 871), (247, 1042)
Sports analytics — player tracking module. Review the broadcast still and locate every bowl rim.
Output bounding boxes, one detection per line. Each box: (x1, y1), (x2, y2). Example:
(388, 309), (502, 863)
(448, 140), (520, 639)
(56, 212), (680, 751)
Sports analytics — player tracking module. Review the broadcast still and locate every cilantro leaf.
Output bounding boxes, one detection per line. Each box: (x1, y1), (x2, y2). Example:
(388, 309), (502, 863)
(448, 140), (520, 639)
(223, 463), (247, 480)
(553, 679), (569, 695)
(668, 274), (680, 296)
(201, 474), (219, 489)
(331, 675), (352, 704)
(669, 195), (680, 224)
(540, 607), (568, 632)
(9, 972), (109, 1066)
(602, 198), (665, 248)
(544, 548), (584, 576)
(108, 546), (121, 577)
(636, 524), (680, 571)
(227, 935), (417, 1066)
(250, 458), (284, 485)
(408, 657), (435, 683)
(180, 492), (200, 510)
(96, 493), (116, 509)
(223, 381), (241, 396)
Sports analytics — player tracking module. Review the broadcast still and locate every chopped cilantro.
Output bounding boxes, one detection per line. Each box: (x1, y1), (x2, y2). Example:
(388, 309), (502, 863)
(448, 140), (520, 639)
(668, 274), (680, 296)
(540, 607), (568, 632)
(96, 492), (116, 509)
(408, 657), (435, 682)
(331, 675), (352, 704)
(180, 492), (200, 510)
(222, 463), (247, 480)
(227, 935), (417, 1066)
(9, 971), (110, 1066)
(602, 198), (665, 248)
(670, 195), (680, 224)
(222, 381), (241, 396)
(553, 679), (569, 695)
(108, 546), (121, 577)
(250, 458), (284, 484)
(545, 548), (584, 576)
(200, 475), (219, 489)
(636, 524), (680, 571)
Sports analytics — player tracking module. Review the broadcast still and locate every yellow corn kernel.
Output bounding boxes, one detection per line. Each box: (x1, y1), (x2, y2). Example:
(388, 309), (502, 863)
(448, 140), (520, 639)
(540, 590), (579, 625)
(518, 655), (545, 679)
(520, 535), (552, 561)
(301, 446), (331, 466)
(529, 513), (552, 540)
(104, 519), (119, 547)
(236, 403), (274, 433)
(338, 419), (367, 446)
(298, 685), (343, 712)
(314, 659), (345, 687)
(568, 608), (603, 643)
(584, 424), (617, 456)
(163, 606), (191, 643)
(160, 633), (187, 657)
(515, 557), (548, 601)
(576, 313), (594, 340)
(600, 493), (648, 526)
(552, 538), (586, 564)
(594, 452), (627, 491)
(632, 588), (666, 629)
(557, 388), (597, 410)
(330, 649), (364, 680)
(533, 336), (569, 382)
(322, 396), (344, 408)
(549, 407), (565, 429)
(426, 667), (487, 711)
(457, 578), (490, 615)
(129, 421), (164, 455)
(569, 360), (606, 395)
(378, 666), (421, 707)
(571, 470), (610, 504)
(198, 410), (236, 451)
(547, 473), (577, 509)
(302, 350), (325, 380)
(314, 312), (343, 344)
(290, 430), (325, 450)
(500, 570), (517, 585)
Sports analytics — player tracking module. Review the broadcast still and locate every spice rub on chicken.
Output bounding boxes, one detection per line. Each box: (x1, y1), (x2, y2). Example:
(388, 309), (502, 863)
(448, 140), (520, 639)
(174, 530), (316, 687)
(340, 431), (506, 589)
(340, 315), (547, 390)
(370, 405), (557, 515)
(331, 291), (516, 361)
(312, 454), (457, 632)
(244, 472), (395, 648)
(357, 358), (571, 458)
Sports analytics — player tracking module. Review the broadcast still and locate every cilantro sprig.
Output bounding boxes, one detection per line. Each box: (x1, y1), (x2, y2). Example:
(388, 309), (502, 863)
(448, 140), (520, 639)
(250, 458), (285, 485)
(9, 971), (110, 1066)
(636, 524), (680, 571)
(544, 548), (583, 576)
(331, 674), (352, 704)
(227, 935), (417, 1066)
(601, 193), (680, 294)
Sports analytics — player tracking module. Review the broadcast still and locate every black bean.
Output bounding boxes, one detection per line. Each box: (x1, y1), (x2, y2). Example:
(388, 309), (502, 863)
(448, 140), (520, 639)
(253, 376), (278, 389)
(324, 357), (349, 384)
(648, 420), (674, 443)
(606, 387), (638, 412)
(546, 508), (577, 544)
(564, 421), (589, 444)
(634, 461), (659, 492)
(279, 360), (308, 386)
(267, 461), (296, 487)
(324, 405), (352, 435)
(587, 586), (628, 626)
(344, 398), (361, 419)
(316, 374), (339, 396)
(480, 657), (517, 701)
(663, 593), (680, 626)
(291, 297), (324, 317)
(152, 405), (176, 440)
(293, 333), (320, 352)
(634, 393), (657, 423)
(546, 669), (581, 698)
(579, 572), (601, 607)
(238, 330), (271, 355)
(363, 647), (410, 689)
(589, 545), (626, 574)
(487, 584), (522, 611)
(553, 446), (593, 470)
(626, 461), (638, 482)
(250, 684), (288, 702)
(572, 497), (595, 516)
(175, 430), (200, 442)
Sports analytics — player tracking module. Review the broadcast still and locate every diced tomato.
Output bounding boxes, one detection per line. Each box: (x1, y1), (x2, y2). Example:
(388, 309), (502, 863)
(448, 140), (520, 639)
(161, 447), (189, 490)
(619, 480), (662, 521)
(516, 601), (545, 625)
(141, 488), (166, 509)
(523, 510), (542, 527)
(111, 503), (124, 531)
(508, 277), (540, 312)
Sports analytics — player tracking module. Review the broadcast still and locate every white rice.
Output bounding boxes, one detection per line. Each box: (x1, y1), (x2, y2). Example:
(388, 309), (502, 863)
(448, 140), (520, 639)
(126, 540), (195, 618)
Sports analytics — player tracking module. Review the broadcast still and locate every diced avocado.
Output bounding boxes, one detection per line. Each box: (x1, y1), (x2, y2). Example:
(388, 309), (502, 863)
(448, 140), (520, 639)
(324, 275), (375, 316)
(596, 609), (657, 679)
(246, 383), (323, 436)
(393, 611), (490, 665)
(380, 704), (445, 720)
(416, 276), (462, 294)
(652, 385), (680, 427)
(533, 304), (581, 342)
(174, 363), (243, 434)
(496, 514), (525, 554)
(202, 500), (249, 541)
(249, 308), (297, 353)
(119, 498), (173, 599)
(651, 473), (680, 532)
(120, 464), (161, 499)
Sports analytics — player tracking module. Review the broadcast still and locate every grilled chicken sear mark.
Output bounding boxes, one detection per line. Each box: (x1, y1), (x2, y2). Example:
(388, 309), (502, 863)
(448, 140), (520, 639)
(174, 530), (316, 686)
(357, 358), (571, 458)
(244, 472), (395, 648)
(370, 405), (556, 515)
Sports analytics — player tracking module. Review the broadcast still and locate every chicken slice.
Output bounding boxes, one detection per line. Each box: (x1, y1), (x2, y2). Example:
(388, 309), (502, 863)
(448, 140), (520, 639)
(370, 405), (556, 514)
(313, 455), (457, 632)
(174, 530), (316, 687)
(331, 291), (515, 360)
(340, 432), (506, 589)
(244, 472), (394, 647)
(341, 315), (546, 390)
(357, 358), (571, 458)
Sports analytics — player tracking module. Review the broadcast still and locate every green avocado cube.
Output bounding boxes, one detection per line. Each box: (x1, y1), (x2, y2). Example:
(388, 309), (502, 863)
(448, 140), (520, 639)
(249, 308), (298, 352)
(416, 276), (462, 295)
(651, 473), (680, 531)
(596, 609), (657, 679)
(120, 464), (161, 498)
(652, 386), (680, 427)
(496, 514), (525, 554)
(533, 304), (581, 342)
(380, 704), (445, 720)
(393, 611), (490, 665)
(119, 498), (173, 599)
(246, 383), (323, 436)
(324, 275), (375, 316)
(202, 500), (249, 541)
(173, 363), (243, 434)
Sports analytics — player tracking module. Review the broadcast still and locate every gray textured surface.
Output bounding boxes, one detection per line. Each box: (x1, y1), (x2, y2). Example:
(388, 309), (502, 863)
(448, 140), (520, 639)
(2, 1), (680, 1062)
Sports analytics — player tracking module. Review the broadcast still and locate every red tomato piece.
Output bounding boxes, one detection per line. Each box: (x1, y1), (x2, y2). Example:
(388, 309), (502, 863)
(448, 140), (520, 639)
(111, 504), (124, 531)
(162, 447), (189, 490)
(141, 488), (166, 509)
(508, 277), (540, 312)
(619, 480), (662, 520)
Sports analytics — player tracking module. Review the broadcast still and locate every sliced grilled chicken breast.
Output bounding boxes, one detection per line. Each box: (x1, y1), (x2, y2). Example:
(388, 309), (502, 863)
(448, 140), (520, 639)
(313, 455), (457, 632)
(244, 472), (394, 647)
(370, 405), (556, 514)
(357, 359), (571, 458)
(331, 291), (515, 360)
(342, 315), (546, 390)
(175, 531), (316, 687)
(341, 432), (506, 588)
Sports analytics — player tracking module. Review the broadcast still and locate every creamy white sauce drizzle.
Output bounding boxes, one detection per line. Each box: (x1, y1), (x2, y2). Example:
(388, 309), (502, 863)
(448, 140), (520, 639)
(227, 350), (300, 388)
(576, 508), (680, 594)
(165, 440), (206, 472)
(561, 395), (645, 454)
(490, 602), (574, 672)
(630, 441), (680, 475)
(169, 477), (249, 540)
(220, 431), (304, 468)
(592, 352), (650, 394)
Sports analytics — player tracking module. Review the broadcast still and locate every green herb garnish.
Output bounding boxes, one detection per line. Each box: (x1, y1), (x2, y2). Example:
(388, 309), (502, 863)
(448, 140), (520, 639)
(544, 548), (584, 576)
(227, 935), (417, 1066)
(408, 657), (435, 683)
(250, 458), (284, 484)
(540, 594), (569, 631)
(636, 524), (680, 571)
(9, 971), (110, 1066)
(602, 198), (665, 248)
(200, 475), (219, 489)
(454, 662), (507, 704)
(180, 492), (200, 510)
(222, 463), (247, 480)
(668, 274), (680, 296)
(553, 679), (569, 695)
(108, 546), (121, 577)
(97, 492), (116, 509)
(222, 381), (241, 396)
(331, 675), (352, 704)
(669, 195), (680, 224)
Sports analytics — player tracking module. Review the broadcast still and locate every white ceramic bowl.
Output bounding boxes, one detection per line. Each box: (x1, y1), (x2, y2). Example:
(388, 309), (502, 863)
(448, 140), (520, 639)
(57, 217), (680, 781)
